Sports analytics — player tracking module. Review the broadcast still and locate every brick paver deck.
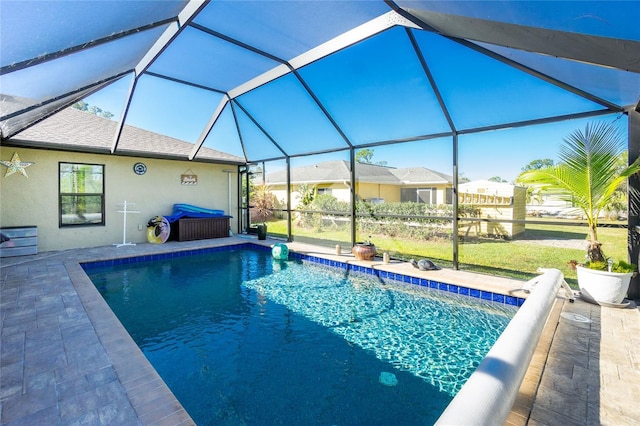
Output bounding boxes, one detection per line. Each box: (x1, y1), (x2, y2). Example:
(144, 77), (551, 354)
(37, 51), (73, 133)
(525, 298), (640, 425)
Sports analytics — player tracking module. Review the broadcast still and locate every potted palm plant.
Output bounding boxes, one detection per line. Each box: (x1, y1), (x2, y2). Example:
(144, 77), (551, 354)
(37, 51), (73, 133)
(251, 184), (275, 240)
(517, 121), (640, 305)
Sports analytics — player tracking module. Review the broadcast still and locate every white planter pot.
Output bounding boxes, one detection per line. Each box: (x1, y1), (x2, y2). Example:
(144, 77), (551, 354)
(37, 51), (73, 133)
(576, 265), (632, 305)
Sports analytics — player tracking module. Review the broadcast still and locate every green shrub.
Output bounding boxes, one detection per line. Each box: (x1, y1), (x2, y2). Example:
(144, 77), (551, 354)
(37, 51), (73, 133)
(295, 197), (477, 242)
(585, 259), (635, 273)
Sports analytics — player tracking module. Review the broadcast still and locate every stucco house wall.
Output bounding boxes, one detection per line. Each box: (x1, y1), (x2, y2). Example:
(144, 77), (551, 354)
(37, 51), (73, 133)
(329, 185), (352, 203)
(273, 183), (351, 209)
(0, 147), (238, 251)
(356, 182), (398, 203)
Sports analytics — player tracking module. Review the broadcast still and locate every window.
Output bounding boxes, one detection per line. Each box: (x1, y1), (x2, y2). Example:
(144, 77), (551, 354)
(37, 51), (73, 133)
(445, 187), (453, 204)
(317, 187), (332, 195)
(401, 187), (437, 204)
(400, 187), (454, 204)
(59, 163), (105, 226)
(416, 188), (436, 204)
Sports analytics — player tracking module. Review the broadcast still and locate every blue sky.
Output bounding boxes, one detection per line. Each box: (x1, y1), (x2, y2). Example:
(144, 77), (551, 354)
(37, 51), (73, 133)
(285, 114), (626, 183)
(86, 72), (626, 183)
(83, 7), (634, 183)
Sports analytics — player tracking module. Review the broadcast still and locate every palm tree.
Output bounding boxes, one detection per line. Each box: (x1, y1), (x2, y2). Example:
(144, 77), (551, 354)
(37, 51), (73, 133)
(250, 184), (276, 225)
(517, 121), (640, 264)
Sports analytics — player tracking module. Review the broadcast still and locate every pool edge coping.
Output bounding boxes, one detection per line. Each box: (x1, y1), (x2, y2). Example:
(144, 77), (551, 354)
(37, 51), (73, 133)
(507, 295), (565, 424)
(65, 260), (196, 426)
(435, 268), (564, 425)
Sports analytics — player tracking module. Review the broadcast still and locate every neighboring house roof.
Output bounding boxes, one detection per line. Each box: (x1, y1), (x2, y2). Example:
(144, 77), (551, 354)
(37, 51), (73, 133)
(388, 167), (453, 185)
(266, 160), (452, 186)
(6, 108), (245, 164)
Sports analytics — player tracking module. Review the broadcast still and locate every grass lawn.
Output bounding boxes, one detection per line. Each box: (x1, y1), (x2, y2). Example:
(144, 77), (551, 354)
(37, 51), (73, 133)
(265, 218), (629, 286)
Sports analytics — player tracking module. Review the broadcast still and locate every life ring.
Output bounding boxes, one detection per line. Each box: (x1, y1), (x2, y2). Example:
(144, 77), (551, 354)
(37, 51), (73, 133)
(147, 216), (170, 244)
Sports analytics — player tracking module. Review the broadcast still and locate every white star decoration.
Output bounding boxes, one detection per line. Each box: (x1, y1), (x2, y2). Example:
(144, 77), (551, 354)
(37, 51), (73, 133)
(1, 152), (35, 178)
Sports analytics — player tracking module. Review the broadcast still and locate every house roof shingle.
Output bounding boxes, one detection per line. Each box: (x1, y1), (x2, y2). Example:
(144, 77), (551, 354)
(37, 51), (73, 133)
(266, 160), (452, 186)
(7, 108), (244, 164)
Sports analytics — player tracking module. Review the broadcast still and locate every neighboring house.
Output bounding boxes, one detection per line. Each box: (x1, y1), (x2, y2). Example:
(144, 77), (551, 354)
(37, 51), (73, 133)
(264, 161), (528, 238)
(264, 160), (454, 208)
(459, 180), (527, 238)
(1, 108), (244, 251)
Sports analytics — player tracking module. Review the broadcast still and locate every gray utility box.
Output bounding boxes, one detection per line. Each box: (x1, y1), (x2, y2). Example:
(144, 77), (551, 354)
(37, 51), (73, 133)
(0, 226), (38, 257)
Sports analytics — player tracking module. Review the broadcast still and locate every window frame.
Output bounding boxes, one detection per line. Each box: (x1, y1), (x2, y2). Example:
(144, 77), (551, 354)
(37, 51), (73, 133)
(402, 187), (439, 204)
(445, 187), (453, 204)
(58, 162), (105, 227)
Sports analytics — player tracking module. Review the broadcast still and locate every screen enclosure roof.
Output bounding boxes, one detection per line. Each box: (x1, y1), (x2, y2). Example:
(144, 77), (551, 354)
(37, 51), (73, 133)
(1, 0), (639, 164)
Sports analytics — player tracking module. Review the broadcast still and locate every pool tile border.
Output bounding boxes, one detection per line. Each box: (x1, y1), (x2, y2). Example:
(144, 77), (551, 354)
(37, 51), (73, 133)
(81, 242), (525, 307)
(293, 254), (524, 307)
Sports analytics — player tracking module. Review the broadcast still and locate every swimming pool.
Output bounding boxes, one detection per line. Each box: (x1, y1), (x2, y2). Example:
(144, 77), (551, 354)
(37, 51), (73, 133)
(85, 245), (519, 425)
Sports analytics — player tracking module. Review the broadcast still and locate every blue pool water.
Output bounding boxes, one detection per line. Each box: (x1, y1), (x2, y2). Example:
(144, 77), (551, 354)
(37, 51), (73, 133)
(86, 246), (517, 425)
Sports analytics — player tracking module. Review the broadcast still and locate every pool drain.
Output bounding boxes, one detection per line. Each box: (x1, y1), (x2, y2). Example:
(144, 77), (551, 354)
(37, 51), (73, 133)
(560, 312), (592, 323)
(379, 372), (398, 386)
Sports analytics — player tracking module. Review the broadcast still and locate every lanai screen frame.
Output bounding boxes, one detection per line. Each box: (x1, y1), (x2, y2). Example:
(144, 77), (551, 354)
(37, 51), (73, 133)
(215, 7), (637, 272)
(1, 1), (639, 278)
